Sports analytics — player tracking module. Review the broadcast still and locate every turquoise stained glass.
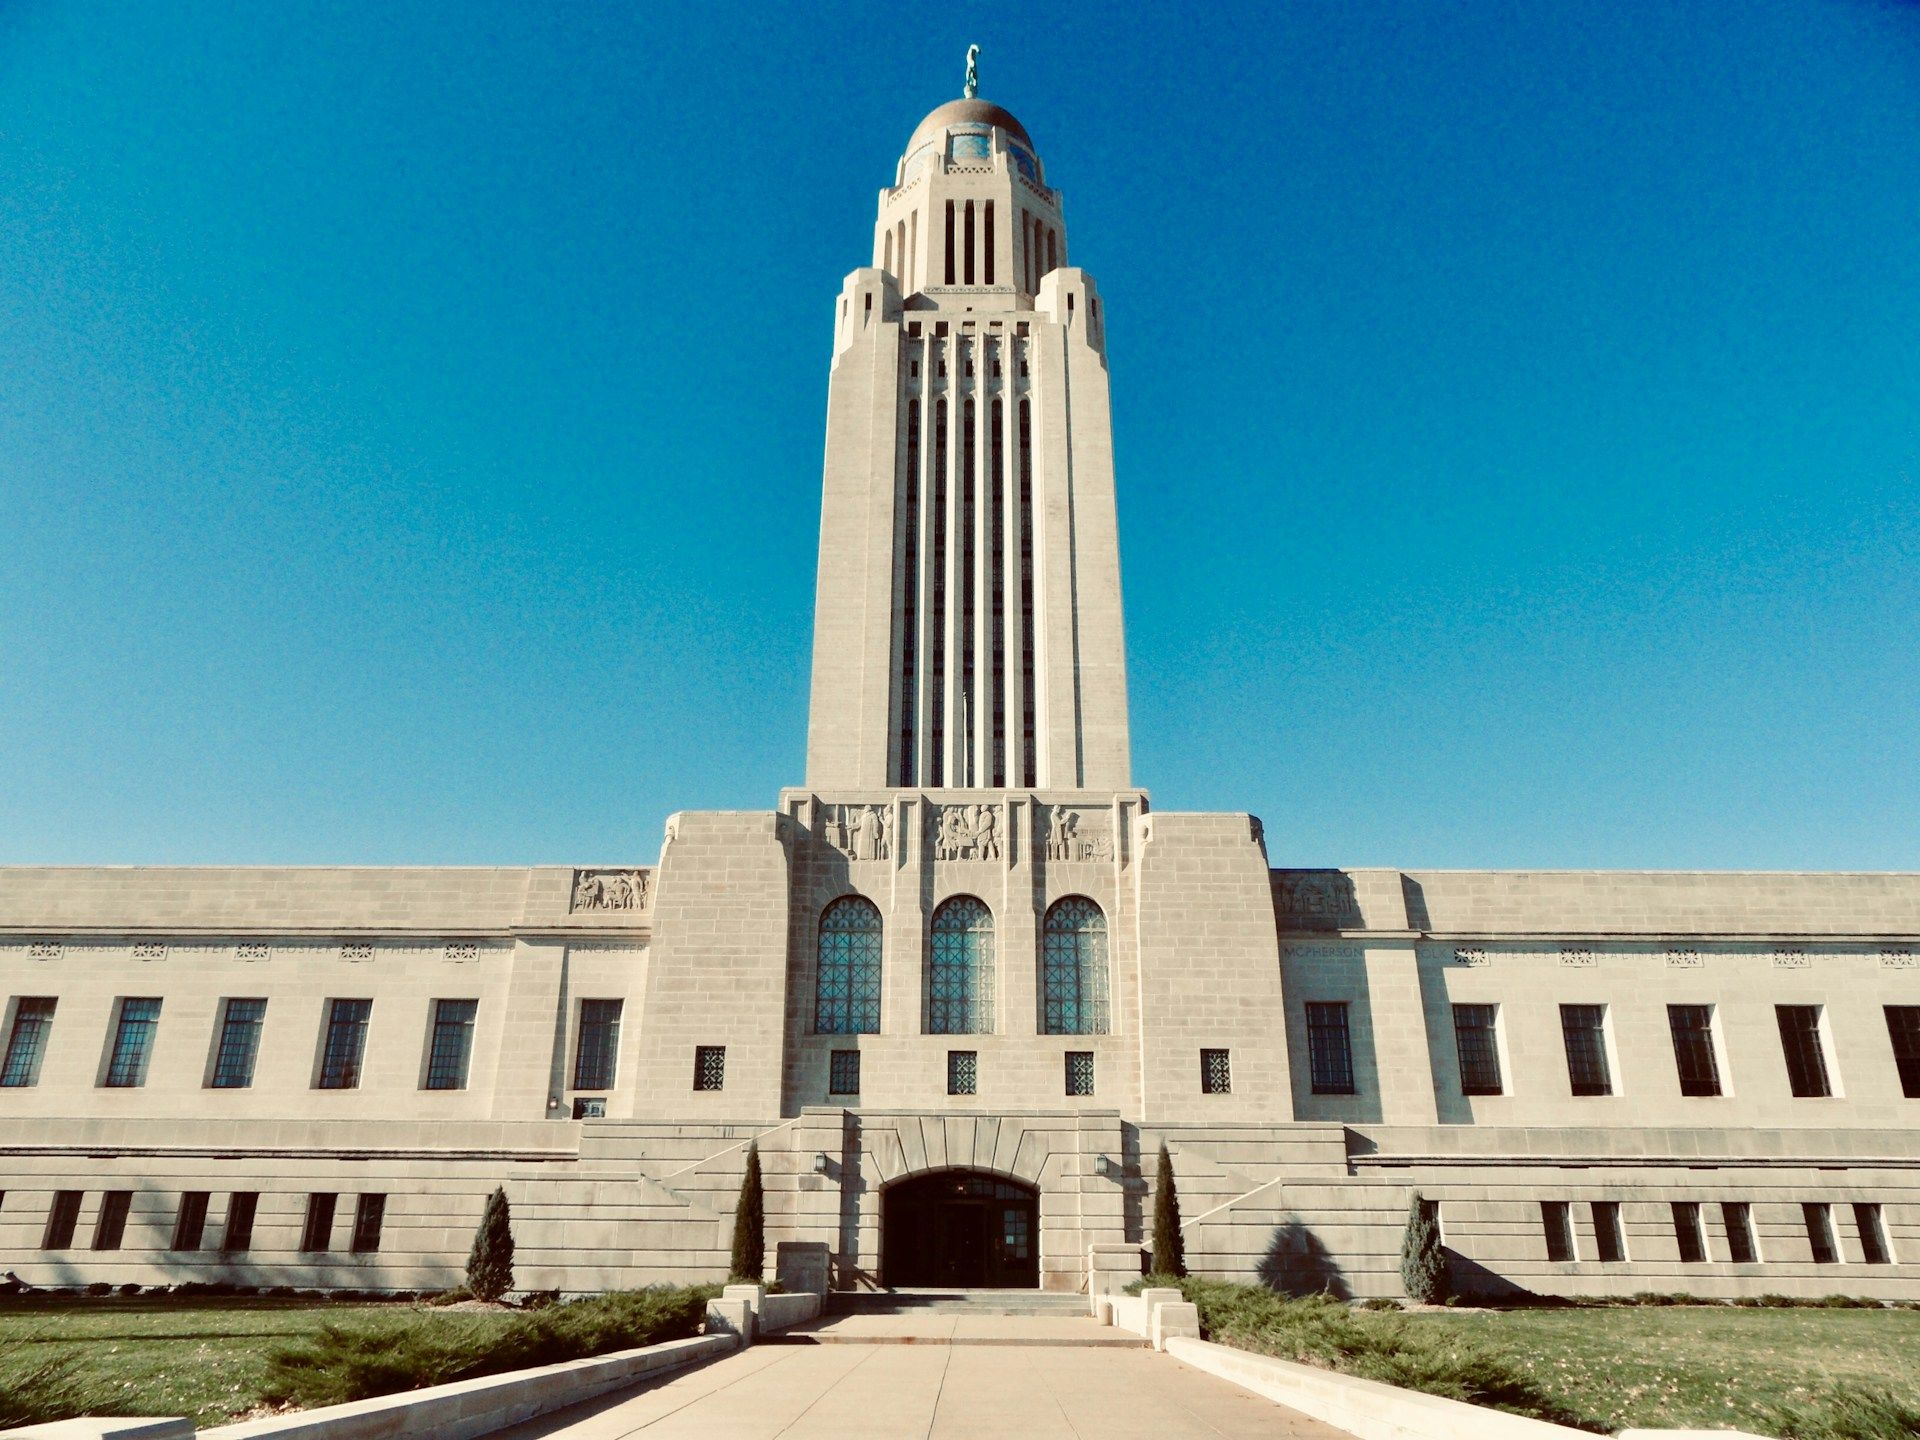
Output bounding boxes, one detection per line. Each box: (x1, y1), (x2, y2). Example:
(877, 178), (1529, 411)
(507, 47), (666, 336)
(816, 896), (883, 1034)
(928, 896), (994, 1034)
(1042, 897), (1109, 1034)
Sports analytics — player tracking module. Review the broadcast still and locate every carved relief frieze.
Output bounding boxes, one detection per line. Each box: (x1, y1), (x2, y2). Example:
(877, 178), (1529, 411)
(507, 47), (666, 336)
(1665, 949), (1704, 969)
(341, 943), (374, 962)
(236, 944), (270, 963)
(1883, 949), (1916, 970)
(1559, 947), (1596, 968)
(131, 942), (167, 962)
(817, 804), (893, 861)
(1273, 871), (1362, 931)
(27, 941), (61, 961)
(572, 869), (649, 913)
(1773, 949), (1811, 970)
(930, 802), (1003, 861)
(1042, 807), (1113, 863)
(445, 942), (479, 963)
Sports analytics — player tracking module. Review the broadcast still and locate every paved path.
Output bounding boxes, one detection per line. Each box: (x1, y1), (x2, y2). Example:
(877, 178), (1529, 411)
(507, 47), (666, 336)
(774, 1310), (1146, 1345)
(491, 1340), (1349, 1439)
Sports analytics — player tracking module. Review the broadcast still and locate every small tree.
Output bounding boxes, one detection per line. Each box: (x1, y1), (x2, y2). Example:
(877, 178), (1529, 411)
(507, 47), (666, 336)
(467, 1186), (515, 1302)
(1151, 1143), (1186, 1278)
(730, 1143), (766, 1282)
(1399, 1192), (1448, 1304)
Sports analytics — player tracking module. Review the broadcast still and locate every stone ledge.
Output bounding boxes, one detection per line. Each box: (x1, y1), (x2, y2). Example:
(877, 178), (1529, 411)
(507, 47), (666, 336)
(193, 1333), (733, 1440)
(1162, 1335), (1593, 1440)
(2, 1421), (195, 1440)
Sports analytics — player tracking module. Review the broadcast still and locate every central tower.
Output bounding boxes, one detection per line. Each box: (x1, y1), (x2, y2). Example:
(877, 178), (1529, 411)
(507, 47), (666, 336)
(804, 86), (1131, 792)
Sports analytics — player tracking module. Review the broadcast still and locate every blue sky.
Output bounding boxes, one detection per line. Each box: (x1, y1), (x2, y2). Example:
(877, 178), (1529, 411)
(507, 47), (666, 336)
(1, 0), (1915, 868)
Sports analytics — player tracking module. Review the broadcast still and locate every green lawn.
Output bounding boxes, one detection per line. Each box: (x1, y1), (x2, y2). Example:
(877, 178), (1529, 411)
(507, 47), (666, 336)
(0, 1296), (526, 1428)
(1407, 1305), (1920, 1437)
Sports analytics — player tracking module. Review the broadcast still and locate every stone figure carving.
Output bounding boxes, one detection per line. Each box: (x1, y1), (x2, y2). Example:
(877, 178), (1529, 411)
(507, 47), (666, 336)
(963, 43), (980, 100)
(1044, 808), (1113, 862)
(821, 804), (892, 861)
(1273, 870), (1363, 930)
(572, 869), (649, 912)
(932, 802), (1002, 860)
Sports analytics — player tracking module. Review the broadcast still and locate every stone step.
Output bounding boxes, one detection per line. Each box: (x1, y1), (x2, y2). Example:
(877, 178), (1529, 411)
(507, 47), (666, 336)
(824, 1287), (1091, 1318)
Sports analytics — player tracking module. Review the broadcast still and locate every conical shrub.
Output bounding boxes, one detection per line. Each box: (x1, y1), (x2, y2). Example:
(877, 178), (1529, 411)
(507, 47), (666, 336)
(1151, 1143), (1186, 1278)
(467, 1186), (515, 1302)
(1399, 1192), (1449, 1304)
(730, 1143), (766, 1282)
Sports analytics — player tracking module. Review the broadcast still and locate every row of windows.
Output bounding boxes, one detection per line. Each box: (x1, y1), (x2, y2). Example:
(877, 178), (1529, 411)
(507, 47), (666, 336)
(0, 995), (488, 1092)
(1534, 1198), (1899, 1267)
(27, 1188), (384, 1255)
(814, 894), (1111, 1037)
(818, 1048), (1100, 1099)
(1298, 1000), (1920, 1100)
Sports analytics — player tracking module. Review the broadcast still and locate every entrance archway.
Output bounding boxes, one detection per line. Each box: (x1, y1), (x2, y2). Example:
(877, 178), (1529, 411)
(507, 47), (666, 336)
(882, 1170), (1039, 1288)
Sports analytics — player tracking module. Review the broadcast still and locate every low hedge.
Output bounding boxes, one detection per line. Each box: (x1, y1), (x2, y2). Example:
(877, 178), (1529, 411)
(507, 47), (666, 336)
(262, 1285), (720, 1410)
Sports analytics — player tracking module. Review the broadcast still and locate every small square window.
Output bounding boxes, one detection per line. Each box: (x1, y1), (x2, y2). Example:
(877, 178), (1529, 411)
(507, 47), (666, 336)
(1065, 1051), (1094, 1096)
(947, 1049), (977, 1096)
(694, 1045), (726, 1091)
(1201, 1048), (1231, 1095)
(829, 1049), (861, 1096)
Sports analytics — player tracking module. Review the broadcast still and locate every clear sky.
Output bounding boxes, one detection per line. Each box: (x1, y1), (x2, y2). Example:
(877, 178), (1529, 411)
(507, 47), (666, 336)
(1, 1), (1915, 869)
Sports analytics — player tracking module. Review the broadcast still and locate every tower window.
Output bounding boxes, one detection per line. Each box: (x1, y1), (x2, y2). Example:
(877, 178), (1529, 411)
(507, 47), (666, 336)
(930, 399), (948, 786)
(944, 201), (956, 285)
(1305, 1001), (1355, 1095)
(1668, 1005), (1723, 1096)
(1452, 1004), (1503, 1095)
(1018, 398), (1036, 787)
(983, 201), (995, 285)
(963, 199), (975, 284)
(1559, 1004), (1612, 1096)
(989, 395), (1006, 786)
(1776, 1004), (1833, 1097)
(897, 397), (921, 784)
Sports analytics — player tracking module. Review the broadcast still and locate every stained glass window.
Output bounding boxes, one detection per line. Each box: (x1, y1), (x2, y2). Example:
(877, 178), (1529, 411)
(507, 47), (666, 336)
(1042, 897), (1109, 1035)
(816, 897), (883, 1034)
(928, 896), (994, 1034)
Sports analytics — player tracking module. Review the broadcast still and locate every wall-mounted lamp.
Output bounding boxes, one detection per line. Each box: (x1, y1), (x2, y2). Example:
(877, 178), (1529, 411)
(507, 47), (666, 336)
(812, 1153), (833, 1176)
(546, 1096), (561, 1112)
(1093, 1154), (1115, 1179)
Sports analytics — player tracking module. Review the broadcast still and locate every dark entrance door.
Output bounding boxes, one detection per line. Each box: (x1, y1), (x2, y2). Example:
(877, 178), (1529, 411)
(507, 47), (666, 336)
(882, 1170), (1039, 1288)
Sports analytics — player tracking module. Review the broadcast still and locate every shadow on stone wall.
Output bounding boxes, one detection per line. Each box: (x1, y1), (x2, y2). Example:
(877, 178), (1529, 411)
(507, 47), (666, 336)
(1256, 1216), (1348, 1299)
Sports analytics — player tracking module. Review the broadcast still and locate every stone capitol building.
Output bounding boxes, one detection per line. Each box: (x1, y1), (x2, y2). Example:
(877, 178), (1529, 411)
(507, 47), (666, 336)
(3, 79), (1917, 1302)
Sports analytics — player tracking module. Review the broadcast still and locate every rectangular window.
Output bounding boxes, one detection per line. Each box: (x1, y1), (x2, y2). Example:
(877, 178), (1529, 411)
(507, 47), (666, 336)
(104, 997), (162, 1087)
(210, 998), (266, 1088)
(172, 1191), (210, 1251)
(694, 1045), (726, 1091)
(223, 1192), (259, 1253)
(571, 1096), (606, 1119)
(1541, 1201), (1575, 1262)
(93, 1190), (132, 1251)
(1723, 1201), (1758, 1264)
(351, 1193), (386, 1254)
(1855, 1203), (1892, 1265)
(1, 997), (57, 1087)
(425, 999), (477, 1090)
(1065, 1050), (1095, 1097)
(1559, 1004), (1613, 1097)
(948, 1049), (978, 1096)
(828, 1049), (860, 1096)
(1672, 1201), (1705, 1263)
(1805, 1202), (1838, 1264)
(1452, 1004), (1503, 1095)
(1201, 1048), (1232, 1095)
(1667, 1005), (1723, 1096)
(1591, 1200), (1626, 1262)
(1305, 1002), (1356, 1095)
(43, 1190), (82, 1249)
(301, 1193), (337, 1253)
(1888, 1006), (1920, 1098)
(1776, 1005), (1832, 1098)
(317, 998), (371, 1089)
(573, 999), (623, 1091)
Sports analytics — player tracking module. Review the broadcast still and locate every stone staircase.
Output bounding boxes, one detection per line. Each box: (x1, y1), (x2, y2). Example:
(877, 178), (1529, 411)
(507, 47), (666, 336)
(824, 1288), (1091, 1318)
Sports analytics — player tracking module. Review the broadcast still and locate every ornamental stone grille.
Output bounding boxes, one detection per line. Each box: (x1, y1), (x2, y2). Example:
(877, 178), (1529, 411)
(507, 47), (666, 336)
(1041, 896), (1109, 1034)
(947, 1048), (978, 1095)
(928, 895), (994, 1034)
(1064, 1050), (1094, 1096)
(694, 1044), (726, 1091)
(815, 896), (883, 1033)
(1201, 1047), (1231, 1094)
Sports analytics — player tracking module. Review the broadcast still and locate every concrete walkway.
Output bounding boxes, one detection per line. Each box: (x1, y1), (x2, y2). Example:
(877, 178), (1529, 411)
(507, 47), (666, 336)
(772, 1309), (1146, 1345)
(489, 1340), (1350, 1438)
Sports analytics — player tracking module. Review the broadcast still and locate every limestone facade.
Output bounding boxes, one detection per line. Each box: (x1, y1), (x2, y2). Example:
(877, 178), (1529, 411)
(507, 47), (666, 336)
(2, 89), (1917, 1302)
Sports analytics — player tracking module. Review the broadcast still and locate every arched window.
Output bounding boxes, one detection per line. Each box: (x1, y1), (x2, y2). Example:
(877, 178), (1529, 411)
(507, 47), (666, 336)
(1042, 897), (1109, 1034)
(816, 896), (883, 1034)
(928, 896), (994, 1034)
